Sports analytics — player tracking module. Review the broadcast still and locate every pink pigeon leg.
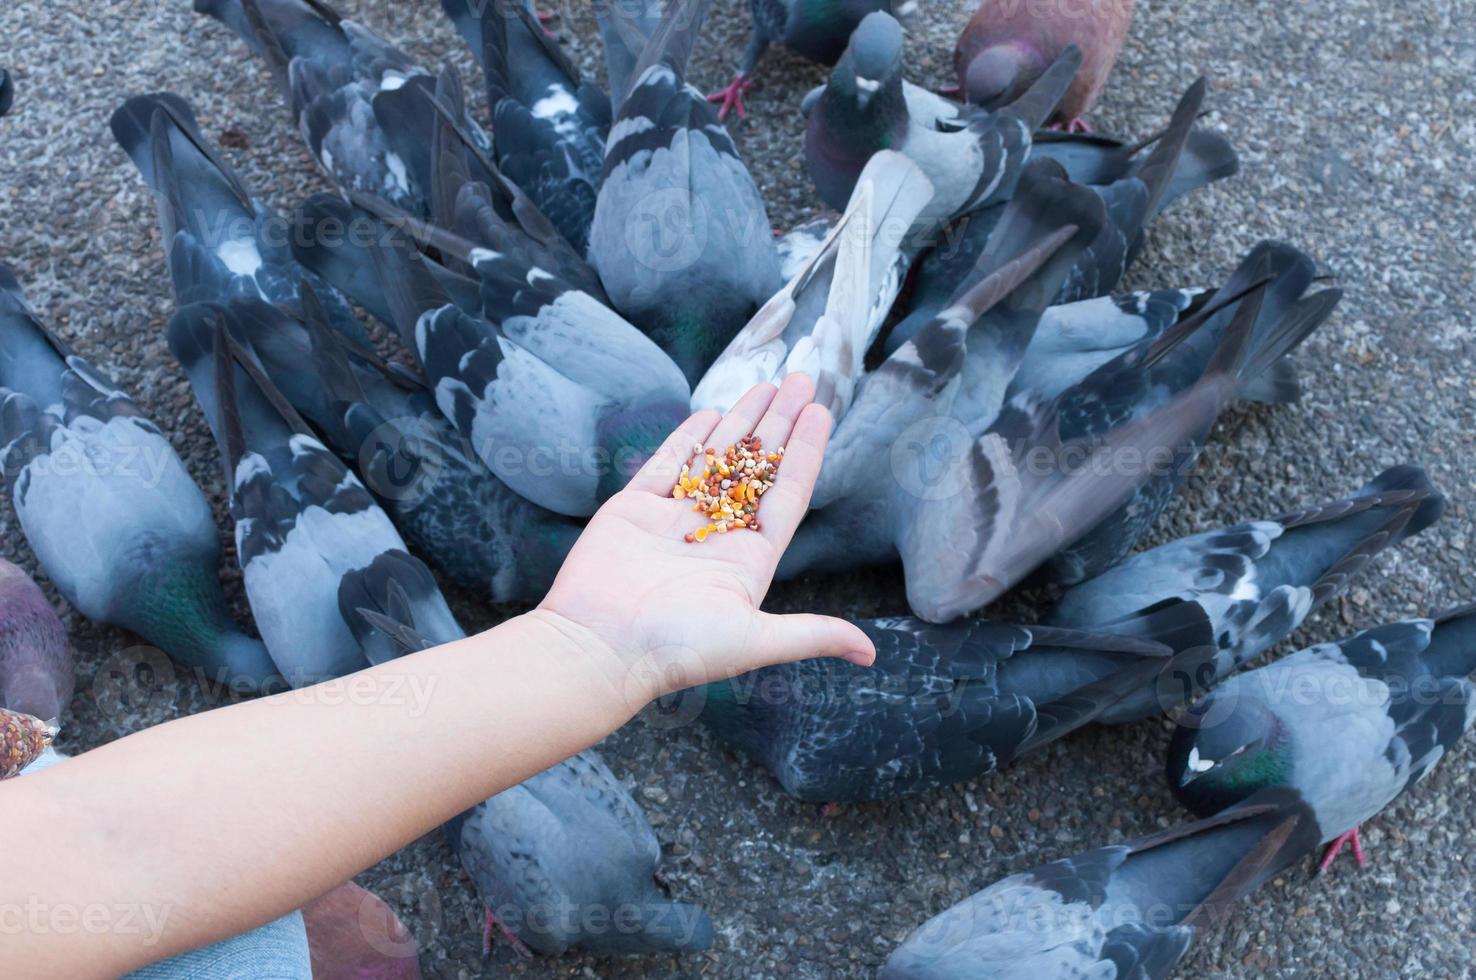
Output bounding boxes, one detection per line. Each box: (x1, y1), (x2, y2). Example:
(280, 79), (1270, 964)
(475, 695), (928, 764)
(707, 74), (753, 122)
(482, 906), (534, 958)
(1317, 827), (1368, 874)
(1048, 117), (1094, 134)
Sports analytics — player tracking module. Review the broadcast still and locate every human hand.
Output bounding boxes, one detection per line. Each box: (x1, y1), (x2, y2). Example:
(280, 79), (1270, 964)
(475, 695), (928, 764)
(533, 374), (877, 707)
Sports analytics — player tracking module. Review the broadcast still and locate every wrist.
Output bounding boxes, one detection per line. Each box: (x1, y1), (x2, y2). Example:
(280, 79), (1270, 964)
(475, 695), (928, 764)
(513, 608), (652, 722)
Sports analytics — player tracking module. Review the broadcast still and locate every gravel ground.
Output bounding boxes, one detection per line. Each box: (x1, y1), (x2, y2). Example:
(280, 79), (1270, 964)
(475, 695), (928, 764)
(2, 0), (1474, 977)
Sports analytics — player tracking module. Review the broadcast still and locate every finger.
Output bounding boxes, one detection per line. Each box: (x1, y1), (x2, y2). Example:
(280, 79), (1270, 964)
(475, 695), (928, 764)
(700, 381), (779, 456)
(756, 402), (833, 552)
(753, 612), (877, 669)
(750, 372), (817, 451)
(624, 408), (722, 495)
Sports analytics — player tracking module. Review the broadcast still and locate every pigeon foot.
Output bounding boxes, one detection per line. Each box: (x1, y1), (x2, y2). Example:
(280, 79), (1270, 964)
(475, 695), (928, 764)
(483, 906), (534, 959)
(1048, 117), (1094, 134)
(1316, 827), (1368, 874)
(820, 802), (843, 818)
(707, 74), (752, 122)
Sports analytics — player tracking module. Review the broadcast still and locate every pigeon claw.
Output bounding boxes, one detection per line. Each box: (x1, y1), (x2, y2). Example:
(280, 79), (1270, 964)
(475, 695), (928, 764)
(707, 75), (753, 122)
(483, 906), (534, 959)
(1316, 826), (1368, 875)
(1048, 117), (1095, 134)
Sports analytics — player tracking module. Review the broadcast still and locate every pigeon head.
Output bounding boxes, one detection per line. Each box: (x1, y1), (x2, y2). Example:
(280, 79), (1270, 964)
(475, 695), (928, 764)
(1167, 694), (1291, 816)
(842, 12), (904, 110)
(807, 12), (909, 209)
(962, 43), (1046, 109)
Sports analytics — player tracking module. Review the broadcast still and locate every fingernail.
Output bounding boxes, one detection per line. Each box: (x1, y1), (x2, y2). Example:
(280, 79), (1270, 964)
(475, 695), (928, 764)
(843, 650), (875, 667)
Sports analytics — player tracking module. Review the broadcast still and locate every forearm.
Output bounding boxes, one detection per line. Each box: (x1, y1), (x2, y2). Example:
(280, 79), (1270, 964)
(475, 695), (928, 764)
(0, 611), (635, 977)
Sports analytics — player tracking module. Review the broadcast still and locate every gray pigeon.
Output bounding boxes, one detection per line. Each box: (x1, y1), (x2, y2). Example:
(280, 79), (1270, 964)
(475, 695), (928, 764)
(194, 0), (493, 217)
(1010, 243), (1340, 588)
(222, 291), (583, 604)
(356, 218), (690, 518)
(805, 156), (1106, 516)
(666, 605), (1208, 803)
(690, 149), (935, 420)
(705, 0), (913, 121)
(881, 788), (1319, 979)
(1168, 605), (1476, 873)
(342, 567), (715, 958)
(0, 558), (73, 728)
(794, 259), (1301, 623)
(0, 265), (282, 692)
(440, 0), (611, 255)
(109, 93), (369, 343)
(884, 78), (1239, 354)
(588, 0), (784, 383)
(166, 300), (446, 686)
(1050, 466), (1445, 723)
(803, 12), (1081, 233)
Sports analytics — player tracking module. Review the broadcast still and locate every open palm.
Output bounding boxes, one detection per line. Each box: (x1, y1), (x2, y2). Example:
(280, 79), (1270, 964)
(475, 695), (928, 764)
(537, 375), (876, 707)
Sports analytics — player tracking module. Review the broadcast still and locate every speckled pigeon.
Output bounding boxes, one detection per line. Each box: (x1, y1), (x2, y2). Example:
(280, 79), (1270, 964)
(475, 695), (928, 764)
(166, 300), (449, 686)
(885, 77), (1238, 354)
(342, 569), (715, 958)
(1168, 605), (1476, 874)
(588, 0), (784, 383)
(223, 290), (582, 604)
(668, 606), (1209, 803)
(1051, 466), (1445, 723)
(690, 149), (935, 419)
(954, 0), (1133, 130)
(802, 12), (1081, 232)
(0, 558), (73, 728)
(355, 200), (691, 518)
(193, 0), (493, 217)
(110, 92), (369, 343)
(0, 265), (282, 692)
(881, 788), (1319, 979)
(441, 0), (610, 255)
(705, 0), (915, 121)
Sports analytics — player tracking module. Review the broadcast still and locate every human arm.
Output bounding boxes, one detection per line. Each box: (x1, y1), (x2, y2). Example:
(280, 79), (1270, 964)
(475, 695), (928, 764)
(0, 375), (875, 977)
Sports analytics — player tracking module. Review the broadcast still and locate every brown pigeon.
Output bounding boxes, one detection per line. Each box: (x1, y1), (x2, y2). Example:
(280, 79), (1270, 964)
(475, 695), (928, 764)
(0, 558), (74, 727)
(953, 0), (1134, 130)
(302, 881), (422, 980)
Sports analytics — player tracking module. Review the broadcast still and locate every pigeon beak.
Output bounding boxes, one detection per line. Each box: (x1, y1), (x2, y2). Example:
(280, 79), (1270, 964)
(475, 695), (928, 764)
(854, 76), (881, 109)
(1179, 747), (1216, 786)
(892, 0), (920, 29)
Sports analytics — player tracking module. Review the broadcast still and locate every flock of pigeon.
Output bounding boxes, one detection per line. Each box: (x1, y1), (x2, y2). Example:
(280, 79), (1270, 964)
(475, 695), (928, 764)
(0, 0), (1471, 974)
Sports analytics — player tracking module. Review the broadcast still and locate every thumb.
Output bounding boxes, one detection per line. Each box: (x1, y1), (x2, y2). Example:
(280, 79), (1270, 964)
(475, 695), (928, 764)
(753, 612), (877, 668)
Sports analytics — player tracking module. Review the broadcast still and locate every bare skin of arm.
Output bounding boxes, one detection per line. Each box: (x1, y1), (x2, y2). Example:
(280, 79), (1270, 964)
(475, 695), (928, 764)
(0, 375), (875, 977)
